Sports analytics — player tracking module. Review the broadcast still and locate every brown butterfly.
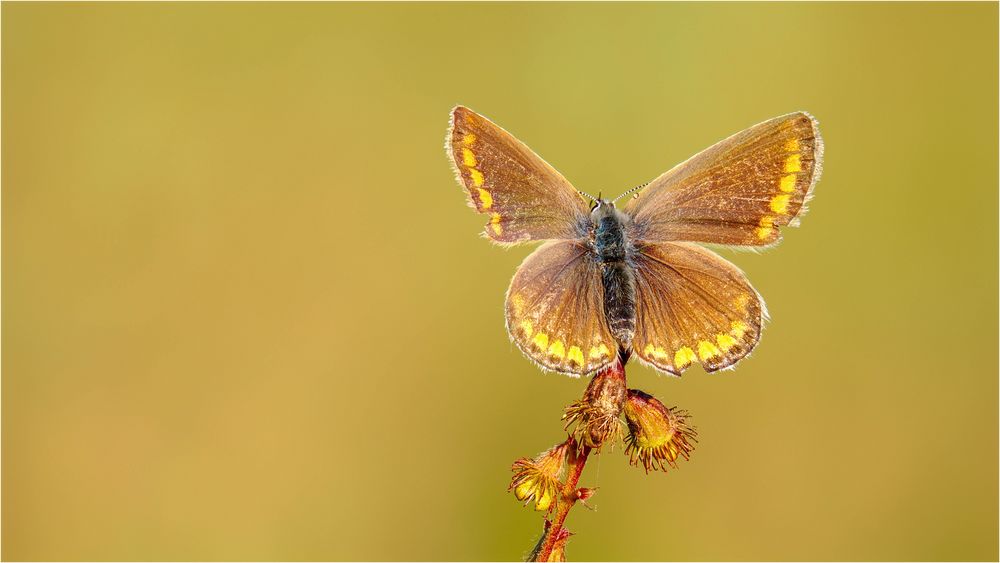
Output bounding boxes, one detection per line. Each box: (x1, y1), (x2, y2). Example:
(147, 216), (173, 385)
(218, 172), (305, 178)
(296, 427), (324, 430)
(446, 106), (823, 377)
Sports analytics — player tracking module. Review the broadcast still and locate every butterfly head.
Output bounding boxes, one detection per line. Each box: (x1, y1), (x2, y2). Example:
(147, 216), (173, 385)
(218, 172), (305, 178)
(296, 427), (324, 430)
(579, 190), (615, 214)
(589, 197), (619, 222)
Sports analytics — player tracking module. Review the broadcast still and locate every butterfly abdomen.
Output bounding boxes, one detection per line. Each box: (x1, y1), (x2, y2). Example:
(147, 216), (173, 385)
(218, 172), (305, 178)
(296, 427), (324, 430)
(601, 261), (636, 351)
(593, 208), (637, 350)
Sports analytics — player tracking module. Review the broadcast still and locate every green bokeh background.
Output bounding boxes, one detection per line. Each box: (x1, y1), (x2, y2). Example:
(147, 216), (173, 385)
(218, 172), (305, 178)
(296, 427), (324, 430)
(3, 3), (997, 561)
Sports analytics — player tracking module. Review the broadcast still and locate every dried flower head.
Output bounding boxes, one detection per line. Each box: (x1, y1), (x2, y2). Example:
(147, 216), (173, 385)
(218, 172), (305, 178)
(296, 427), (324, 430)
(562, 361), (626, 449)
(622, 389), (697, 473)
(510, 440), (571, 512)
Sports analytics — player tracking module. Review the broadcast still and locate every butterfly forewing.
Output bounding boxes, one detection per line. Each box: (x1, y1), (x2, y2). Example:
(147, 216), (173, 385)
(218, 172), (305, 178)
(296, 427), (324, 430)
(446, 107), (819, 379)
(505, 241), (616, 376)
(447, 106), (590, 244)
(625, 112), (823, 247)
(632, 242), (764, 375)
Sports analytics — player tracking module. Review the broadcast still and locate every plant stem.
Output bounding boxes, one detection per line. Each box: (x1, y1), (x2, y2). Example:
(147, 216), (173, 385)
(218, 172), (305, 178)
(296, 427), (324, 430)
(532, 442), (591, 561)
(528, 358), (626, 561)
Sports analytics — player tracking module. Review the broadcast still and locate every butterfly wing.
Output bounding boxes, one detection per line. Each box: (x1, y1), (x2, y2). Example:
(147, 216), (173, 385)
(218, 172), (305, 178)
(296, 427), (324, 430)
(624, 112), (823, 247)
(447, 106), (591, 245)
(505, 240), (616, 376)
(631, 241), (765, 375)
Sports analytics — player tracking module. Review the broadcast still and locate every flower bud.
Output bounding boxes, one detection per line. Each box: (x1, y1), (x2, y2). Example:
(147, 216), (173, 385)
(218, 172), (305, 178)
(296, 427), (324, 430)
(562, 360), (626, 449)
(509, 440), (571, 512)
(622, 389), (697, 473)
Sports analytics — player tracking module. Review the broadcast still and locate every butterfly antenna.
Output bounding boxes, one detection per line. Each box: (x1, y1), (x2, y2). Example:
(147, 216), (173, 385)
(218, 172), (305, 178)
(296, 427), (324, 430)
(578, 190), (598, 203)
(612, 182), (649, 203)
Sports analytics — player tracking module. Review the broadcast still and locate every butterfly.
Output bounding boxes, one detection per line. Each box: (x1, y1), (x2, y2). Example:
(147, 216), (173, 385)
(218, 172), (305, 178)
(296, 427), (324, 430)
(446, 106), (823, 377)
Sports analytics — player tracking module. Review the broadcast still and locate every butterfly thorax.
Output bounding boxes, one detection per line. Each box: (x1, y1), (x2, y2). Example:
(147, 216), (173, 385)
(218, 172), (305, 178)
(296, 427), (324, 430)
(590, 201), (637, 352)
(592, 202), (630, 262)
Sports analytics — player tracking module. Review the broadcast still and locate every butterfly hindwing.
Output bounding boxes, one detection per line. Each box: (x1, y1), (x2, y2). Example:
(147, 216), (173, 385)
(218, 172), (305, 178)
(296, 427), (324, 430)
(447, 106), (590, 245)
(624, 112), (823, 247)
(505, 240), (616, 376)
(447, 107), (816, 378)
(632, 241), (764, 375)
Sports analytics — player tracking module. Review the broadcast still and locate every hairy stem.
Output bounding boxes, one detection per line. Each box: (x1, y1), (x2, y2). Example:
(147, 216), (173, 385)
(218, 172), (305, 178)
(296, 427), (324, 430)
(532, 443), (591, 562)
(526, 358), (626, 562)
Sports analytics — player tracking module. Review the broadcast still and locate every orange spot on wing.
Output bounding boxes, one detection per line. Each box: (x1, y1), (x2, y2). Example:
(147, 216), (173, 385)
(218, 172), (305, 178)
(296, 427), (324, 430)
(784, 154), (802, 173)
(779, 174), (797, 193)
(462, 148), (477, 167)
(697, 340), (721, 361)
(469, 169), (484, 187)
(533, 332), (549, 350)
(731, 321), (748, 339)
(756, 216), (775, 240)
(490, 213), (503, 235)
(548, 340), (565, 359)
(770, 194), (791, 214)
(589, 343), (610, 359)
(716, 333), (737, 352)
(519, 320), (533, 337)
(477, 188), (493, 209)
(674, 347), (696, 368)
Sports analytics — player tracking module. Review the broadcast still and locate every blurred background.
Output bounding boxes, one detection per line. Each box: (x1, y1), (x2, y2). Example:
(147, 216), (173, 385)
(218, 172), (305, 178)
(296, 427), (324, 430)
(3, 3), (997, 561)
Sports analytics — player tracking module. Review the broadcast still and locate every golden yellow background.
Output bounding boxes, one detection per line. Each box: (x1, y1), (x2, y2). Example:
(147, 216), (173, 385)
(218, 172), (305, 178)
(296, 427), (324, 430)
(3, 3), (997, 561)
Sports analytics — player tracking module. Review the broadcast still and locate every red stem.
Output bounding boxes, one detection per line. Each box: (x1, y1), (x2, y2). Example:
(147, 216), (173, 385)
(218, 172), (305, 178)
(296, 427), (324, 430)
(529, 358), (625, 561)
(533, 443), (591, 562)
